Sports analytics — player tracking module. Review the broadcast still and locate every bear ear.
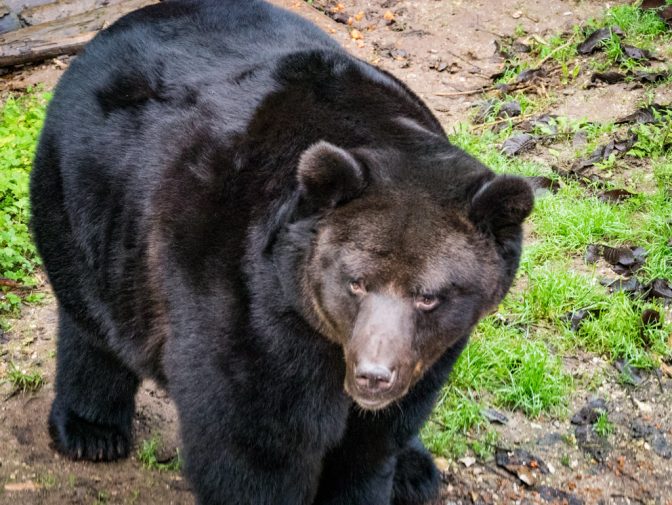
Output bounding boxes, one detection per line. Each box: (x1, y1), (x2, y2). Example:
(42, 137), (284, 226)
(469, 175), (534, 239)
(297, 141), (367, 214)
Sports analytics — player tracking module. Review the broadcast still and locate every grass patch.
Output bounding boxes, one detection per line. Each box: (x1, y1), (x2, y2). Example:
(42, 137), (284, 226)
(430, 34), (672, 455)
(137, 436), (181, 472)
(0, 90), (50, 316)
(593, 412), (615, 438)
(5, 362), (45, 394)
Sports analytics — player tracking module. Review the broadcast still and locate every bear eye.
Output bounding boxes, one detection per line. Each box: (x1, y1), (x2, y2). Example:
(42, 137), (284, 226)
(349, 279), (366, 295)
(415, 294), (440, 311)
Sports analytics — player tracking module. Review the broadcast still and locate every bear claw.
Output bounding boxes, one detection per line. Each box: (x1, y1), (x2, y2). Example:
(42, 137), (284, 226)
(49, 406), (131, 462)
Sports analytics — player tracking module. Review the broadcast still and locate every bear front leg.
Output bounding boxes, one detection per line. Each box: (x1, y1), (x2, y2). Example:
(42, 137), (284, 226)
(49, 307), (139, 462)
(312, 408), (399, 505)
(167, 347), (336, 505)
(392, 437), (441, 505)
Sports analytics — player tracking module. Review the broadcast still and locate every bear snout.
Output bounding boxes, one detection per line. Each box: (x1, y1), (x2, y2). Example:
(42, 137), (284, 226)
(354, 362), (397, 394)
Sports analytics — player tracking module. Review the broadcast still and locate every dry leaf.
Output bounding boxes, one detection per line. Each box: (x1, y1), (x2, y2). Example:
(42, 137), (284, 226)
(661, 362), (672, 378)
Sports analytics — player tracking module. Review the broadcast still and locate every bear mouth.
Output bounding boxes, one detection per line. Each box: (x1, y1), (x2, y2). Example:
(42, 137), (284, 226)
(351, 395), (395, 411)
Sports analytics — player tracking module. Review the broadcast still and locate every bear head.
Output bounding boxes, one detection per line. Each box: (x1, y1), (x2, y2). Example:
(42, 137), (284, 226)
(270, 120), (533, 411)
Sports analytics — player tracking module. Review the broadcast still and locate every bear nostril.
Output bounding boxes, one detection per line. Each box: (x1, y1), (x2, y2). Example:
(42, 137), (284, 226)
(354, 364), (395, 393)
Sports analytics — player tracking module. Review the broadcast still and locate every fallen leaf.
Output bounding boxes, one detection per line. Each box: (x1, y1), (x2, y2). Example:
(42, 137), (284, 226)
(602, 277), (642, 295)
(594, 245), (646, 275)
(516, 67), (546, 82)
(633, 70), (671, 83)
(644, 278), (672, 300)
(501, 133), (536, 156)
(598, 188), (637, 203)
(563, 308), (601, 331)
(578, 27), (622, 54)
(513, 41), (531, 53)
(498, 101), (522, 118)
(621, 44), (651, 60)
(616, 104), (672, 124)
(591, 71), (626, 84)
(570, 132), (637, 172)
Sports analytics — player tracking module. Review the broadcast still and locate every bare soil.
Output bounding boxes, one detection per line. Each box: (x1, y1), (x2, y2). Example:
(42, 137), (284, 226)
(2, 1), (671, 504)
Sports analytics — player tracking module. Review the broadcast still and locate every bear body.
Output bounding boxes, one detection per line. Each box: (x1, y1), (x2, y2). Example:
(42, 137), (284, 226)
(30, 1), (533, 504)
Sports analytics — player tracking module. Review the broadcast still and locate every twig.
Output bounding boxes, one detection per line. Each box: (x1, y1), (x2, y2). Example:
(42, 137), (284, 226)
(0, 278), (30, 290)
(470, 112), (537, 131)
(436, 86), (497, 97)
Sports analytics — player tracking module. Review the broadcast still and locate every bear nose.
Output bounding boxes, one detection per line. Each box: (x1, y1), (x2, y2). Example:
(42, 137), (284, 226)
(354, 363), (395, 394)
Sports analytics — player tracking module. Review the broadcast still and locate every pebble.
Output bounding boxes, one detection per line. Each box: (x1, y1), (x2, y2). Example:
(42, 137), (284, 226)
(633, 399), (653, 413)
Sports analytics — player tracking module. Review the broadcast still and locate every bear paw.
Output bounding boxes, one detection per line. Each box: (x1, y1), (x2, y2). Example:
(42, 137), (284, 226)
(49, 404), (132, 462)
(392, 440), (441, 505)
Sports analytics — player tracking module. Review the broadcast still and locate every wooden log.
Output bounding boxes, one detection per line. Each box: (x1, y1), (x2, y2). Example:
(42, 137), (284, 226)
(0, 0), (155, 68)
(21, 0), (128, 26)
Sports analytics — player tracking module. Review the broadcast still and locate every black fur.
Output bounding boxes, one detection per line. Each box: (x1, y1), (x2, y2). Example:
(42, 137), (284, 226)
(30, 1), (532, 504)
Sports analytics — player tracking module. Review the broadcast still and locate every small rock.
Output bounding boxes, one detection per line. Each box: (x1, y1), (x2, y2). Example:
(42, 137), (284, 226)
(458, 456), (476, 467)
(652, 433), (672, 459)
(483, 408), (509, 425)
(633, 398), (653, 413)
(495, 448), (549, 487)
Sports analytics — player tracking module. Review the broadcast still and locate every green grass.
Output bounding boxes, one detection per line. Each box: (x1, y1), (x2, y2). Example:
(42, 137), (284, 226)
(593, 412), (615, 438)
(137, 436), (181, 472)
(0, 90), (50, 315)
(5, 362), (45, 394)
(425, 48), (672, 456)
(497, 3), (672, 81)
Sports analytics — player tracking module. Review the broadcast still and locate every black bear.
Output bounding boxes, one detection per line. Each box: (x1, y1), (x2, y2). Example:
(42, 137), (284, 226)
(30, 1), (533, 504)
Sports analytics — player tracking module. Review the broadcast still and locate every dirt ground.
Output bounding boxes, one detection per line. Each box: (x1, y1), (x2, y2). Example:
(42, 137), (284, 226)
(1, 0), (672, 504)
